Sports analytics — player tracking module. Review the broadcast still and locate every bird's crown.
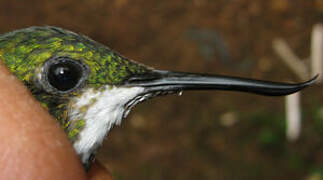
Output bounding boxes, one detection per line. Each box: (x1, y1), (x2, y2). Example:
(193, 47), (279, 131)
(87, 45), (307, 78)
(0, 26), (149, 90)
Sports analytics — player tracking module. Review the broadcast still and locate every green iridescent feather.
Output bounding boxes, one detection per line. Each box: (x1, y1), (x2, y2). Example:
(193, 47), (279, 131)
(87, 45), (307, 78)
(0, 26), (150, 140)
(0, 26), (148, 85)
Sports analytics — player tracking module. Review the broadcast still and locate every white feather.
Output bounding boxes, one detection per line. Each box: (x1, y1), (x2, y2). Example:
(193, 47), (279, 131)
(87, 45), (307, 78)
(70, 86), (144, 163)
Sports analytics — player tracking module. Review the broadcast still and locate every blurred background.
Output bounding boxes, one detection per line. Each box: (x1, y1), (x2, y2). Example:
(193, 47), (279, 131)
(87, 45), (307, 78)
(0, 0), (322, 179)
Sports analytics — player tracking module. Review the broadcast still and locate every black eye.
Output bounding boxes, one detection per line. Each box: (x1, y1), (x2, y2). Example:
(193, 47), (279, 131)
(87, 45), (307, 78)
(43, 57), (88, 93)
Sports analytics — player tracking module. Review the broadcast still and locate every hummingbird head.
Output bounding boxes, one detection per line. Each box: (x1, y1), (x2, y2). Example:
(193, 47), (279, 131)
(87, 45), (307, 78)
(0, 26), (316, 167)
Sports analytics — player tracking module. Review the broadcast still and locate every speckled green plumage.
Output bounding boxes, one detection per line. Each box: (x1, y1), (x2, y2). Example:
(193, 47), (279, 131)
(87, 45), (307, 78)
(0, 26), (150, 140)
(0, 26), (148, 85)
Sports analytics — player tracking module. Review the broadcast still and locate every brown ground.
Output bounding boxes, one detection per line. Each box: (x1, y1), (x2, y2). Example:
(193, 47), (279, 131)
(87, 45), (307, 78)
(0, 0), (322, 179)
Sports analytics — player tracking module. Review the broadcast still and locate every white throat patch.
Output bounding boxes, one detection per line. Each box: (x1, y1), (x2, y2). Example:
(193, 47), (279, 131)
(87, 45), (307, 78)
(70, 86), (144, 163)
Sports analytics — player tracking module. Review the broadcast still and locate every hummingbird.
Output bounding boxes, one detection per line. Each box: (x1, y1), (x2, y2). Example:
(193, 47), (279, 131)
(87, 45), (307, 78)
(0, 26), (316, 169)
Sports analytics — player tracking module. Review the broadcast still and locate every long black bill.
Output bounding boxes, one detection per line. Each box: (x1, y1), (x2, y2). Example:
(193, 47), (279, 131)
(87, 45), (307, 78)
(125, 70), (317, 96)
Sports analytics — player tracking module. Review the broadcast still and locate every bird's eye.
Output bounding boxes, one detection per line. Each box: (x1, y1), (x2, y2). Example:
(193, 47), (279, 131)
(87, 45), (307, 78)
(42, 57), (88, 93)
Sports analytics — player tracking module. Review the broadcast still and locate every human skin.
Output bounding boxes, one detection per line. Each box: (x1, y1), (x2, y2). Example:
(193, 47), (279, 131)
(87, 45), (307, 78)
(0, 63), (113, 180)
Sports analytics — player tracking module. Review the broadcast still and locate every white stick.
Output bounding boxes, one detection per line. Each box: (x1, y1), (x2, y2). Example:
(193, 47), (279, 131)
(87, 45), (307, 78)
(286, 92), (301, 142)
(311, 24), (323, 83)
(273, 38), (309, 80)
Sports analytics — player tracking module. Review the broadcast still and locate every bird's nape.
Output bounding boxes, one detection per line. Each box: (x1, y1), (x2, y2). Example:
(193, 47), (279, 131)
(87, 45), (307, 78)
(124, 70), (318, 96)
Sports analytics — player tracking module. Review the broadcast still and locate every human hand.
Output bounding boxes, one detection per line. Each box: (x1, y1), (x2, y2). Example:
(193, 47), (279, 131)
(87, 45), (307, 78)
(0, 63), (114, 180)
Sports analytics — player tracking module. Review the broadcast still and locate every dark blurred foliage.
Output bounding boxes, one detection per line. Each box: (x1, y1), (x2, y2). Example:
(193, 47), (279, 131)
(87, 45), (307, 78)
(0, 0), (322, 179)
